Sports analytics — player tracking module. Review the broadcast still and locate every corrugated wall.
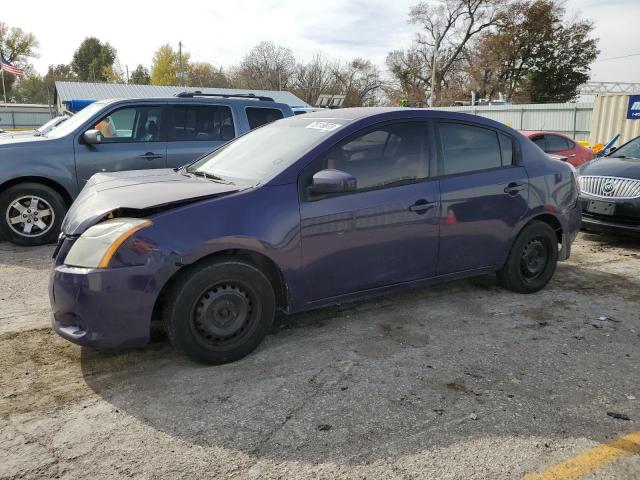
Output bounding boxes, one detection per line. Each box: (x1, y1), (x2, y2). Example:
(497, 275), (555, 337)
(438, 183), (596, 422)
(0, 104), (52, 130)
(431, 103), (593, 141)
(589, 94), (640, 145)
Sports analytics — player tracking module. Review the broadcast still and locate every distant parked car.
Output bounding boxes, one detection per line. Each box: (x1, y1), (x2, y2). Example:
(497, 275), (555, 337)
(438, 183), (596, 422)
(578, 135), (640, 235)
(0, 93), (293, 246)
(521, 131), (593, 168)
(50, 108), (581, 364)
(0, 115), (69, 138)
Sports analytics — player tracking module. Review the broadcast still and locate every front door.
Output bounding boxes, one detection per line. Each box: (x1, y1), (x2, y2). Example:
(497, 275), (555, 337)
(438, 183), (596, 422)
(436, 121), (529, 275)
(74, 105), (167, 187)
(299, 121), (440, 303)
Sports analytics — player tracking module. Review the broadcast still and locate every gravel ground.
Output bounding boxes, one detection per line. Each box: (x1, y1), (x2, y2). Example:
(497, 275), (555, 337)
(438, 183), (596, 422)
(0, 232), (639, 479)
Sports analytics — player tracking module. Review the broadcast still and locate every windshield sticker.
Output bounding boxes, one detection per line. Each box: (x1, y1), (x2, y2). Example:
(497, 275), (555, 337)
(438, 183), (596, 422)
(306, 121), (342, 132)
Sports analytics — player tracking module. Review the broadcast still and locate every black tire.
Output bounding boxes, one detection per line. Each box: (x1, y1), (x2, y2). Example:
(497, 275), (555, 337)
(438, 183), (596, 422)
(0, 183), (67, 246)
(163, 259), (276, 364)
(497, 221), (558, 294)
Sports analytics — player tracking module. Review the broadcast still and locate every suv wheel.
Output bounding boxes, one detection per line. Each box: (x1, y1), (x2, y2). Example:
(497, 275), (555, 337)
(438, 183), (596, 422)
(0, 183), (67, 246)
(497, 221), (558, 293)
(163, 259), (276, 364)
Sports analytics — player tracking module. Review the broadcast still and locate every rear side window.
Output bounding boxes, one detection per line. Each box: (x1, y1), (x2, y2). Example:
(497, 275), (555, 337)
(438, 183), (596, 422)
(545, 134), (571, 153)
(170, 105), (235, 141)
(246, 107), (284, 130)
(439, 123), (502, 175)
(499, 132), (514, 166)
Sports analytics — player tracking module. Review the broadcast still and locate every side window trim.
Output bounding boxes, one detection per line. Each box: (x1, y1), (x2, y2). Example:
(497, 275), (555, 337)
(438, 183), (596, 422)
(434, 120), (520, 178)
(299, 119), (434, 202)
(90, 104), (165, 144)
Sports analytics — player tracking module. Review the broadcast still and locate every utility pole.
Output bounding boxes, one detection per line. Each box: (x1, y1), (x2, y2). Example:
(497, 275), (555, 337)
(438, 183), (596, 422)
(125, 65), (129, 84)
(178, 41), (183, 87)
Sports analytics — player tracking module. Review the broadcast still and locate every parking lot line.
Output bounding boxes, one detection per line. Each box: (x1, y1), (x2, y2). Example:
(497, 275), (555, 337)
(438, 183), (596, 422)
(524, 431), (640, 480)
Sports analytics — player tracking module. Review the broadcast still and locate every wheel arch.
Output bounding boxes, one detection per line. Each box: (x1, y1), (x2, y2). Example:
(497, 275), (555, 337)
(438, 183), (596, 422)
(0, 176), (74, 207)
(152, 248), (289, 327)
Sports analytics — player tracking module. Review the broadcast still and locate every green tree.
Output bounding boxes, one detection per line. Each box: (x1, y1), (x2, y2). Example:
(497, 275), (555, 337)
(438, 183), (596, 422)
(188, 62), (229, 88)
(150, 44), (190, 86)
(13, 64), (75, 104)
(130, 64), (150, 85)
(0, 22), (39, 98)
(71, 37), (116, 82)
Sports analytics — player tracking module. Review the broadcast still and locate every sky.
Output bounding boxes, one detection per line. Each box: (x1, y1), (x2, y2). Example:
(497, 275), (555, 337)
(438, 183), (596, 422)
(3, 0), (640, 84)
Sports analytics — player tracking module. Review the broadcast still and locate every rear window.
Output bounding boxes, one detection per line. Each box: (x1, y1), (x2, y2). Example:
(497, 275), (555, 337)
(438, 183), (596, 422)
(440, 123), (502, 175)
(246, 107), (284, 130)
(170, 105), (235, 142)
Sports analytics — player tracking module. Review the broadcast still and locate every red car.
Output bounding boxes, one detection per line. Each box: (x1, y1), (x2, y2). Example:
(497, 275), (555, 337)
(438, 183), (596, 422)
(521, 131), (593, 167)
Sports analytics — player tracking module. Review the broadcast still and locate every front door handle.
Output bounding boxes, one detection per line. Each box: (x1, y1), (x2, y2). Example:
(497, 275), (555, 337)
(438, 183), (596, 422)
(140, 152), (163, 160)
(504, 182), (527, 195)
(409, 199), (439, 214)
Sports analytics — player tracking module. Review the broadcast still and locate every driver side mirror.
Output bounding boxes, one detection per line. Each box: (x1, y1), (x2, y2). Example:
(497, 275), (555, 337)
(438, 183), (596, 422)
(308, 169), (357, 196)
(83, 129), (103, 145)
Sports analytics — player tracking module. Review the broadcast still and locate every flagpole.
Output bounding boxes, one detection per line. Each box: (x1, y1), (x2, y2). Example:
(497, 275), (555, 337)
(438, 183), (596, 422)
(1, 69), (6, 104)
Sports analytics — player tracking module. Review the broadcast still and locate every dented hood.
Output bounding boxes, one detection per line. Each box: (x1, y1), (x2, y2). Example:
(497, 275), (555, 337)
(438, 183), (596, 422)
(62, 169), (242, 235)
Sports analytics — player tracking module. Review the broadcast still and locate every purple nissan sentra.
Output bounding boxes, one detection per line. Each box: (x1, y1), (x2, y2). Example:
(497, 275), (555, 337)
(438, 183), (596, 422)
(49, 108), (581, 364)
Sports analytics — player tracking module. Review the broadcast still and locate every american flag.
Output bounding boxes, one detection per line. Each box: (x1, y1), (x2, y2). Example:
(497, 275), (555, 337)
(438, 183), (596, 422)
(0, 53), (24, 77)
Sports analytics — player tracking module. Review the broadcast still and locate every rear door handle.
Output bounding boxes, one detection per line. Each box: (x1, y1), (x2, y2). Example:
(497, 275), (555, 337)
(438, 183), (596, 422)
(504, 182), (527, 195)
(140, 152), (163, 160)
(409, 199), (439, 213)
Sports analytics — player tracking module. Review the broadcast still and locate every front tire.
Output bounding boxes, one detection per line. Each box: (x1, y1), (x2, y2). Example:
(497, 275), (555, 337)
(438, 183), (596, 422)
(497, 221), (558, 293)
(163, 259), (276, 364)
(0, 183), (67, 246)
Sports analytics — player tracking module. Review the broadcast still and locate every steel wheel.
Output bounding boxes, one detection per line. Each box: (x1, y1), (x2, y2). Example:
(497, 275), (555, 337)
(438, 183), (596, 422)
(5, 195), (55, 238)
(519, 237), (548, 283)
(190, 282), (258, 348)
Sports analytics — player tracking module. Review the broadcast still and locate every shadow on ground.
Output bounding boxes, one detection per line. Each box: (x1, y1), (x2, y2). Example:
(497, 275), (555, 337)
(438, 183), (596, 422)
(78, 264), (640, 464)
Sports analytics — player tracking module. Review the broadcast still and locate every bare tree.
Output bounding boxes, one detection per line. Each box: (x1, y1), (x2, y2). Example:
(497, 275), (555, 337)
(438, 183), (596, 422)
(233, 41), (296, 90)
(293, 53), (339, 105)
(333, 59), (384, 107)
(406, 0), (505, 106)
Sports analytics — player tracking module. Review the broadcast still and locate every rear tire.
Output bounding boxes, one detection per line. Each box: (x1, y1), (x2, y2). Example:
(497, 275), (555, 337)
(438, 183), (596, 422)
(0, 183), (66, 246)
(497, 221), (558, 294)
(163, 259), (275, 364)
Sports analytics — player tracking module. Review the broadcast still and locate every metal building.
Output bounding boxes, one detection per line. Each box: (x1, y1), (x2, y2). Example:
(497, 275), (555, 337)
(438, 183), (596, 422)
(589, 93), (640, 145)
(53, 81), (310, 113)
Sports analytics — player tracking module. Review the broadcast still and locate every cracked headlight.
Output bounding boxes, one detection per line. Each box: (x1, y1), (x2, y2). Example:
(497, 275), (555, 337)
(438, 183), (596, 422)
(64, 218), (152, 268)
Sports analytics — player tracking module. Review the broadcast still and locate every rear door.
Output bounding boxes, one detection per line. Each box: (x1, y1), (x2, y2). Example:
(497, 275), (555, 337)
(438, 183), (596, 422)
(436, 121), (529, 275)
(74, 104), (167, 187)
(166, 104), (236, 168)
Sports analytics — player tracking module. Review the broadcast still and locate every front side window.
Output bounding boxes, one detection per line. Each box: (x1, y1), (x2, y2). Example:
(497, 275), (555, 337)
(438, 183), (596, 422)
(316, 122), (430, 191)
(171, 105), (235, 141)
(440, 122), (502, 175)
(246, 107), (284, 130)
(93, 106), (162, 143)
(545, 135), (571, 153)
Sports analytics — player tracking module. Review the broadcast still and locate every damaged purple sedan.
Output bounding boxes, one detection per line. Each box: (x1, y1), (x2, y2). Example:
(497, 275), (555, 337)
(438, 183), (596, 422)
(50, 108), (581, 364)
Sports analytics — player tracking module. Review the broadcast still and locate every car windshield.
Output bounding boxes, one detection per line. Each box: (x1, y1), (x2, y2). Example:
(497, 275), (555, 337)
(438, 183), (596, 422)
(44, 102), (107, 139)
(610, 137), (640, 159)
(188, 118), (347, 183)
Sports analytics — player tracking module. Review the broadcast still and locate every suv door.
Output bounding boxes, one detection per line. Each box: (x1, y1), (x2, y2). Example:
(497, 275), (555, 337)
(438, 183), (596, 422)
(74, 105), (167, 187)
(166, 104), (236, 167)
(436, 121), (529, 275)
(299, 121), (440, 302)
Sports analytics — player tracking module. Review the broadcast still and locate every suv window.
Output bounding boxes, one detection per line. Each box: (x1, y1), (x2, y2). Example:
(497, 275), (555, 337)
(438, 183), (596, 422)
(440, 123), (502, 175)
(94, 106), (162, 143)
(246, 107), (284, 130)
(170, 105), (235, 141)
(310, 122), (430, 193)
(545, 134), (571, 153)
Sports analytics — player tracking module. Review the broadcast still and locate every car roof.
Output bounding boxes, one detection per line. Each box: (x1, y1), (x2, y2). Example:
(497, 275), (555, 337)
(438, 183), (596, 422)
(520, 130), (569, 138)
